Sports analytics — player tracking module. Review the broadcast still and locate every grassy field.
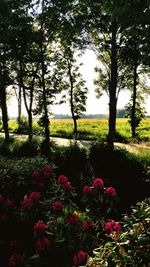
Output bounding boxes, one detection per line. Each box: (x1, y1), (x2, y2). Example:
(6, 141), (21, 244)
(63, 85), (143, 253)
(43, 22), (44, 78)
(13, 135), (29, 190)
(4, 117), (150, 144)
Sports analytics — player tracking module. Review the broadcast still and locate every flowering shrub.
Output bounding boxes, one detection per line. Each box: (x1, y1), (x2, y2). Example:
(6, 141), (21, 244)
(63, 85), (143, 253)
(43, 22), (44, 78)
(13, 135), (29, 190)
(0, 156), (122, 267)
(87, 198), (150, 267)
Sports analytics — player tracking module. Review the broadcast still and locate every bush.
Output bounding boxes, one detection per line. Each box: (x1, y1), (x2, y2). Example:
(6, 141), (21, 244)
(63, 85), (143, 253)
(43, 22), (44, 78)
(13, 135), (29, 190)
(12, 139), (40, 157)
(89, 142), (150, 212)
(0, 141), (11, 156)
(88, 198), (150, 267)
(16, 116), (29, 134)
(0, 156), (119, 267)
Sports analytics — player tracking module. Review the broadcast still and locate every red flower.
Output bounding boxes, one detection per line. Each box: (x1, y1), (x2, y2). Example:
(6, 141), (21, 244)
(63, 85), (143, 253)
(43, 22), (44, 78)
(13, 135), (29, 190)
(35, 180), (45, 188)
(52, 200), (63, 213)
(44, 165), (52, 179)
(5, 199), (14, 207)
(105, 187), (117, 197)
(30, 192), (41, 201)
(35, 237), (51, 252)
(8, 252), (24, 267)
(73, 250), (88, 266)
(66, 214), (79, 225)
(32, 170), (40, 179)
(20, 196), (33, 209)
(34, 220), (47, 236)
(104, 220), (122, 234)
(82, 220), (94, 232)
(62, 181), (73, 190)
(82, 185), (94, 196)
(93, 178), (104, 189)
(57, 175), (68, 185)
(21, 192), (40, 209)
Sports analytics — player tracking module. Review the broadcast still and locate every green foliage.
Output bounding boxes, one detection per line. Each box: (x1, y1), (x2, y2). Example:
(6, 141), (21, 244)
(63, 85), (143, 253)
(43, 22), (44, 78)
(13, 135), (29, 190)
(16, 116), (29, 134)
(89, 141), (150, 212)
(0, 156), (118, 267)
(125, 94), (146, 136)
(89, 198), (150, 267)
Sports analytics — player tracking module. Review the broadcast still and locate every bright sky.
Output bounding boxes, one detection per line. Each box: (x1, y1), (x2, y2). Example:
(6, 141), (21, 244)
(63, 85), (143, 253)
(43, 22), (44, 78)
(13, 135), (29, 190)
(8, 49), (150, 117)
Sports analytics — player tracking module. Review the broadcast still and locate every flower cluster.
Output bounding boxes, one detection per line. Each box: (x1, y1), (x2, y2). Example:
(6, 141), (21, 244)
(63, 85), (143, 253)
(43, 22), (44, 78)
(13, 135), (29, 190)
(32, 164), (52, 188)
(82, 185), (93, 196)
(0, 194), (13, 207)
(8, 252), (24, 267)
(43, 164), (52, 180)
(35, 237), (52, 253)
(104, 220), (122, 234)
(105, 187), (117, 197)
(21, 191), (41, 209)
(34, 220), (47, 236)
(66, 214), (79, 225)
(73, 250), (88, 266)
(52, 200), (63, 213)
(57, 175), (73, 190)
(82, 220), (94, 232)
(93, 178), (104, 189)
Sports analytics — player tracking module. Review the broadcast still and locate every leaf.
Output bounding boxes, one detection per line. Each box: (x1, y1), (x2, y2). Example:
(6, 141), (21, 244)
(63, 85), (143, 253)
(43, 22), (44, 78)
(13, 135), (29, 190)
(28, 254), (39, 261)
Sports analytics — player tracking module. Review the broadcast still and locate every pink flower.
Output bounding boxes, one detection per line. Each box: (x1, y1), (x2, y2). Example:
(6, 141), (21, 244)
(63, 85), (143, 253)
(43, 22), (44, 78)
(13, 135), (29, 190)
(57, 175), (68, 185)
(73, 250), (88, 266)
(82, 220), (94, 232)
(105, 187), (117, 197)
(35, 237), (51, 252)
(104, 220), (122, 234)
(32, 170), (40, 179)
(52, 201), (63, 213)
(8, 252), (24, 267)
(66, 214), (79, 225)
(62, 181), (73, 190)
(82, 185), (94, 196)
(34, 220), (47, 236)
(93, 178), (104, 189)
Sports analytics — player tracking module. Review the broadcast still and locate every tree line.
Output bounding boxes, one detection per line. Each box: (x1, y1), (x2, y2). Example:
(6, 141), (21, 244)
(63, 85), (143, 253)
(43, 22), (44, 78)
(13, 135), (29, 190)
(0, 0), (149, 154)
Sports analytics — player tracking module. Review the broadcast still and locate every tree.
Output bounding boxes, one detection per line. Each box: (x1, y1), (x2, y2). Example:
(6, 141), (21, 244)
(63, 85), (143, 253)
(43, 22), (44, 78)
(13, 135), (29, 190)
(125, 93), (146, 137)
(60, 47), (88, 139)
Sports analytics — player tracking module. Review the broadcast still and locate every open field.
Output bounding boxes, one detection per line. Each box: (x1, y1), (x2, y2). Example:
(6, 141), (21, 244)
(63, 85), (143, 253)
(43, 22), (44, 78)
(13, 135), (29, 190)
(1, 117), (150, 143)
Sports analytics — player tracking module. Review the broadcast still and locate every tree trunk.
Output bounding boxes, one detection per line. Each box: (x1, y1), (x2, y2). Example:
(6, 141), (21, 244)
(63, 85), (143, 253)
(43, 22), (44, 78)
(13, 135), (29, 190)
(28, 111), (33, 141)
(40, 5), (50, 156)
(131, 60), (138, 138)
(68, 60), (78, 140)
(1, 86), (9, 142)
(107, 15), (118, 150)
(18, 85), (22, 130)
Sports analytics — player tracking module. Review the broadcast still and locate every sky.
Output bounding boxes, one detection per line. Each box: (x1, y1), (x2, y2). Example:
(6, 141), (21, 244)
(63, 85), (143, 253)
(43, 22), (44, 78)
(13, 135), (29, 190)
(8, 49), (150, 117)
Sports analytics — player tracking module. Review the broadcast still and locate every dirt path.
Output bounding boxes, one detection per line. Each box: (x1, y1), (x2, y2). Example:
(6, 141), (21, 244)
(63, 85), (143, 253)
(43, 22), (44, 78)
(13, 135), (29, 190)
(0, 133), (150, 153)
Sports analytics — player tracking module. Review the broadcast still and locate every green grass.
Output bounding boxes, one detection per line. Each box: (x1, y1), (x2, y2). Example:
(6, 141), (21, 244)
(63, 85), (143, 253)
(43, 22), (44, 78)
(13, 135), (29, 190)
(0, 118), (150, 143)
